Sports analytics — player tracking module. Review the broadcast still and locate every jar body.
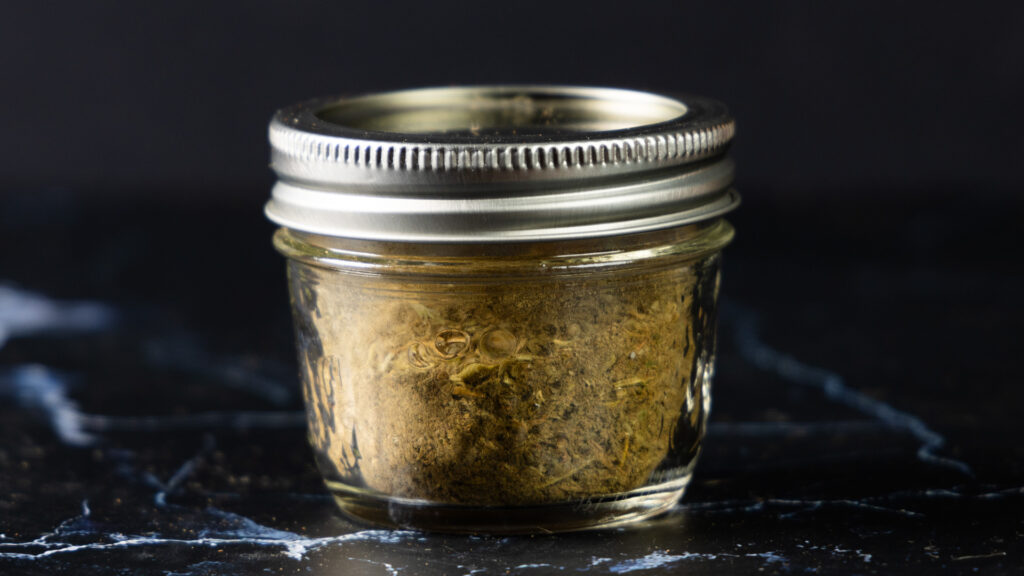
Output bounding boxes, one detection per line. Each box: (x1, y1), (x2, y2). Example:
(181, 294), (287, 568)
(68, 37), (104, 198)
(276, 220), (732, 533)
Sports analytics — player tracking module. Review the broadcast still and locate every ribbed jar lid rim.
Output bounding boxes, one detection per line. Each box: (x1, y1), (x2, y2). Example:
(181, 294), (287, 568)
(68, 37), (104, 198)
(266, 85), (738, 242)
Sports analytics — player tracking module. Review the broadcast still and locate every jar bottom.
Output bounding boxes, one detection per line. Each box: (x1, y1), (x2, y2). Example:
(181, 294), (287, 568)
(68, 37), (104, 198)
(324, 466), (696, 535)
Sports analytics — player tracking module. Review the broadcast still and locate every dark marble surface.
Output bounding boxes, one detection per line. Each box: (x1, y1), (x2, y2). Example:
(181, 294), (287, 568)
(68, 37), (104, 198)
(0, 190), (1021, 575)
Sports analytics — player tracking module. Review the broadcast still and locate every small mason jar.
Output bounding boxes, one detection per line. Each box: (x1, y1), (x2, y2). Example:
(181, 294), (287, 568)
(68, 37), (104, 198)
(266, 86), (738, 533)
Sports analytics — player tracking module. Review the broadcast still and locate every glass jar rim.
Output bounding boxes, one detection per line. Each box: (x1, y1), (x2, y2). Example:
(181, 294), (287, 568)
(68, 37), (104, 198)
(273, 218), (734, 282)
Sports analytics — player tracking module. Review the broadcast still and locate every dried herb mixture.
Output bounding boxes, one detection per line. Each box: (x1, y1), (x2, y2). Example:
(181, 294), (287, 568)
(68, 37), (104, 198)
(293, 262), (709, 505)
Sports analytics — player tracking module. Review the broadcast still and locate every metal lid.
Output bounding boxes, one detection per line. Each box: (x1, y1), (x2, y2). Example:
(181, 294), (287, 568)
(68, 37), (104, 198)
(266, 85), (738, 242)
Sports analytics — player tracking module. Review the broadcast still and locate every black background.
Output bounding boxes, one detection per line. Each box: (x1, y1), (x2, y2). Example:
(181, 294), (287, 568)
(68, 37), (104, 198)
(2, 1), (1023, 198)
(2, 3), (1024, 573)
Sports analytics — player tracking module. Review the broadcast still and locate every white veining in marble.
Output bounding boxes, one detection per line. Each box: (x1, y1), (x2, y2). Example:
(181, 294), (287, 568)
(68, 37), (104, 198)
(727, 302), (973, 476)
(0, 284), (114, 350)
(604, 549), (789, 573)
(3, 365), (94, 446)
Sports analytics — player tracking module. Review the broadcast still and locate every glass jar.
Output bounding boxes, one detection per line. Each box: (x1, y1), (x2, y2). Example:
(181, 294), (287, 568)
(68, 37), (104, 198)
(265, 86), (739, 533)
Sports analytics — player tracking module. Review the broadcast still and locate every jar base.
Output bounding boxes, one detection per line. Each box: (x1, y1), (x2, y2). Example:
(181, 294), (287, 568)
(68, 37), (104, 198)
(324, 475), (692, 535)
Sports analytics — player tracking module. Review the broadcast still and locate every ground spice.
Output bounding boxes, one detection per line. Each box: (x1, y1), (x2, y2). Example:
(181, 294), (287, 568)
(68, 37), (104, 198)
(291, 257), (714, 506)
